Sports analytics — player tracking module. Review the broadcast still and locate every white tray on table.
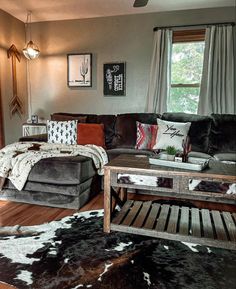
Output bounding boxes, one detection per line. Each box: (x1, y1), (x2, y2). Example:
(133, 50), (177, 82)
(149, 155), (209, 171)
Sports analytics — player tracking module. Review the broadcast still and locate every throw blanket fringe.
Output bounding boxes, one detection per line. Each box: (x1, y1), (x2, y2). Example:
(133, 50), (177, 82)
(0, 142), (108, 191)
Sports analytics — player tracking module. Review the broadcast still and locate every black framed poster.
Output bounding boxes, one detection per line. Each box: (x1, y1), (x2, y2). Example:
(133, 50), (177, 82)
(103, 62), (126, 96)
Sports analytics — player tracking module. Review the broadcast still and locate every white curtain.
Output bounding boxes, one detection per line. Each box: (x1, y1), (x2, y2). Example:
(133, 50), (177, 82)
(146, 29), (172, 114)
(198, 25), (235, 115)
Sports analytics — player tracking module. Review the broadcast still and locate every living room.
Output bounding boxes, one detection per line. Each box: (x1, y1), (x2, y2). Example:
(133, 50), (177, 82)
(0, 0), (236, 288)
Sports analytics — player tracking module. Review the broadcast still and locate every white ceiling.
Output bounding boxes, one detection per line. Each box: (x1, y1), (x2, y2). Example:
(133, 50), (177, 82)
(0, 0), (235, 23)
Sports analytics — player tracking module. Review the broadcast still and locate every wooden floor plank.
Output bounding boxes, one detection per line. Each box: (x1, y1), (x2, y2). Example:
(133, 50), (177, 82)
(112, 200), (133, 225)
(222, 212), (236, 242)
(143, 203), (160, 230)
(191, 208), (201, 237)
(155, 204), (170, 232)
(133, 201), (152, 228)
(166, 205), (179, 234)
(179, 206), (190, 235)
(122, 201), (142, 226)
(201, 209), (214, 239)
(211, 210), (228, 241)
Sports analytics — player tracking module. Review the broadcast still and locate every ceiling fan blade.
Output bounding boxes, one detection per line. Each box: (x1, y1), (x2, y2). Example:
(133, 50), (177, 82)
(133, 0), (149, 7)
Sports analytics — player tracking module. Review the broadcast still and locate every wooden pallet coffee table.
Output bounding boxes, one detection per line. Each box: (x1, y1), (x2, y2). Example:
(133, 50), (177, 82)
(103, 154), (236, 250)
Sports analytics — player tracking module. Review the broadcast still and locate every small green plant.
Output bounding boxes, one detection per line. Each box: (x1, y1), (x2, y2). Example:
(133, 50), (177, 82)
(166, 146), (177, 155)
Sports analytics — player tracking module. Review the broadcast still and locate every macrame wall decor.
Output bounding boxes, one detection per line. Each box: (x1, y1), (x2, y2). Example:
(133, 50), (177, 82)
(7, 44), (24, 117)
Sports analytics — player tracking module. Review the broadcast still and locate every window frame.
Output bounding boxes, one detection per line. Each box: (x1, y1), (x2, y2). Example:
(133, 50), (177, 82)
(171, 29), (206, 89)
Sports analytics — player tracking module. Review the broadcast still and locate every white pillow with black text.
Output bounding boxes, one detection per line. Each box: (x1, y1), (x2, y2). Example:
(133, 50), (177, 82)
(153, 118), (191, 151)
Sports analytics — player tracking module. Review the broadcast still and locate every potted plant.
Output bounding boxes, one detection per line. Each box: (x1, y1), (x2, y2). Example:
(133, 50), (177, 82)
(165, 146), (177, 161)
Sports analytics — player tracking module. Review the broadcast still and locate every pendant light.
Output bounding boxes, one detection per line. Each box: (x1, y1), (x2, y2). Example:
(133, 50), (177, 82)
(23, 11), (40, 60)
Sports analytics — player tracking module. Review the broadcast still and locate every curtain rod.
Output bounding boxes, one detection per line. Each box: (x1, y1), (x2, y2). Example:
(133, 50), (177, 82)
(153, 22), (235, 31)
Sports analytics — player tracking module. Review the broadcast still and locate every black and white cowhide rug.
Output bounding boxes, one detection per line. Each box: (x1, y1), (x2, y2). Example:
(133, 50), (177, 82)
(0, 209), (236, 289)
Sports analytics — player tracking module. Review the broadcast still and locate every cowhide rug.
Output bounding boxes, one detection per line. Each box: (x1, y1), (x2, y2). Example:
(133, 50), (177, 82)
(0, 209), (235, 289)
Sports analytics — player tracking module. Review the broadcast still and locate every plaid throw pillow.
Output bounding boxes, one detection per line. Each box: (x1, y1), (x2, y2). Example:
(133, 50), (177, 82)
(135, 121), (158, 150)
(47, 120), (77, 145)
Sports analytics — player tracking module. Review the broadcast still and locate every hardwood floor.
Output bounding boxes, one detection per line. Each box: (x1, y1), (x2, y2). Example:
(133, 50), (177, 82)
(0, 193), (104, 227)
(1, 192), (235, 227)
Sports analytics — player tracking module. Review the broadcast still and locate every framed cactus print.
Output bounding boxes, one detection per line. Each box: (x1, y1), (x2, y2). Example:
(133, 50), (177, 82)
(67, 53), (92, 87)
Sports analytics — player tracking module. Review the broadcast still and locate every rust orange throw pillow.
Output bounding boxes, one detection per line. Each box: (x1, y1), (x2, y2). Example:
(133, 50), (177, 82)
(77, 123), (106, 147)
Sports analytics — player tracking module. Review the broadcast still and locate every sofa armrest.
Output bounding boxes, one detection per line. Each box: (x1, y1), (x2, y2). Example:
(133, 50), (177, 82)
(19, 133), (48, 142)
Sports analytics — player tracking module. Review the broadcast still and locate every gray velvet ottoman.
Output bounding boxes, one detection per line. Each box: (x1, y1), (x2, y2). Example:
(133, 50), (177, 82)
(0, 155), (100, 209)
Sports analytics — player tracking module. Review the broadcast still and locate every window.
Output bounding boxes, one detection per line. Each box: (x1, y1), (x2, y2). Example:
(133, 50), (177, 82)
(168, 29), (205, 114)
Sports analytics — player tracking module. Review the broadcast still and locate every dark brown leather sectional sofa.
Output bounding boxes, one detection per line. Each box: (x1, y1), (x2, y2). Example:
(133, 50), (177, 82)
(1, 112), (235, 209)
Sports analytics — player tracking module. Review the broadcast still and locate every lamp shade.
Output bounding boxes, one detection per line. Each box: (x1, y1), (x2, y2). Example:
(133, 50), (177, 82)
(23, 40), (40, 60)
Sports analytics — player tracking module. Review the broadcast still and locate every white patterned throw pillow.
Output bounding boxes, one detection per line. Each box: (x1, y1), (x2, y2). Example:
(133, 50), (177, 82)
(47, 120), (77, 145)
(153, 118), (191, 151)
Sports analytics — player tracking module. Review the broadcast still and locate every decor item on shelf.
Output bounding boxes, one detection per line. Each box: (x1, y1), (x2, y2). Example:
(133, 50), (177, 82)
(7, 44), (24, 117)
(31, 115), (38, 123)
(165, 145), (177, 161)
(182, 136), (192, 163)
(23, 11), (40, 60)
(104, 62), (126, 96)
(67, 53), (92, 87)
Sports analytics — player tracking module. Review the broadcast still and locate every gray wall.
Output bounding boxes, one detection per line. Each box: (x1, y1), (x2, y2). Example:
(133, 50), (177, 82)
(0, 9), (28, 144)
(29, 7), (235, 121)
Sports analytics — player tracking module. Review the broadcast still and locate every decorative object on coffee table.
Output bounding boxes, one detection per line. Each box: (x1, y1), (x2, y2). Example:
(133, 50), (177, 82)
(165, 145), (177, 161)
(67, 53), (92, 87)
(182, 136), (192, 162)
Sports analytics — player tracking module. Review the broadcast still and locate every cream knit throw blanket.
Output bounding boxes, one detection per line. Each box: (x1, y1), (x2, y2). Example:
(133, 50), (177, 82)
(0, 142), (108, 191)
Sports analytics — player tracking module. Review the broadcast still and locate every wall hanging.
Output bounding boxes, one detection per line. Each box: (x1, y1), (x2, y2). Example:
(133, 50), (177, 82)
(104, 62), (126, 96)
(67, 53), (92, 87)
(7, 44), (24, 117)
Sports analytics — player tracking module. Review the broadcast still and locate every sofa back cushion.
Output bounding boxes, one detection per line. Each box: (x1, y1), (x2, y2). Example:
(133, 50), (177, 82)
(47, 120), (77, 145)
(162, 113), (212, 153)
(112, 113), (160, 148)
(51, 113), (116, 149)
(77, 123), (105, 147)
(50, 113), (87, 123)
(209, 114), (236, 154)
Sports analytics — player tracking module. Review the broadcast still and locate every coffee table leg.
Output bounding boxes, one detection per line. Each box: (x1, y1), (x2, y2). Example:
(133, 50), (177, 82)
(104, 168), (111, 233)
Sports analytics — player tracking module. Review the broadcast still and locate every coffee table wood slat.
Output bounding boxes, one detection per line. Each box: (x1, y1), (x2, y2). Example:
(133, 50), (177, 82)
(133, 201), (152, 228)
(222, 212), (236, 242)
(201, 209), (214, 239)
(211, 210), (228, 241)
(191, 208), (201, 237)
(112, 200), (133, 225)
(143, 203), (161, 230)
(179, 206), (190, 235)
(167, 205), (180, 234)
(122, 201), (142, 226)
(155, 205), (170, 232)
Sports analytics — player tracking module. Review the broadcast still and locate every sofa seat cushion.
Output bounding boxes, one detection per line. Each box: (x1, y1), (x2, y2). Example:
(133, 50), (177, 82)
(27, 156), (96, 185)
(162, 113), (212, 153)
(107, 148), (154, 160)
(4, 177), (94, 196)
(213, 153), (236, 163)
(112, 113), (161, 149)
(209, 114), (236, 154)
